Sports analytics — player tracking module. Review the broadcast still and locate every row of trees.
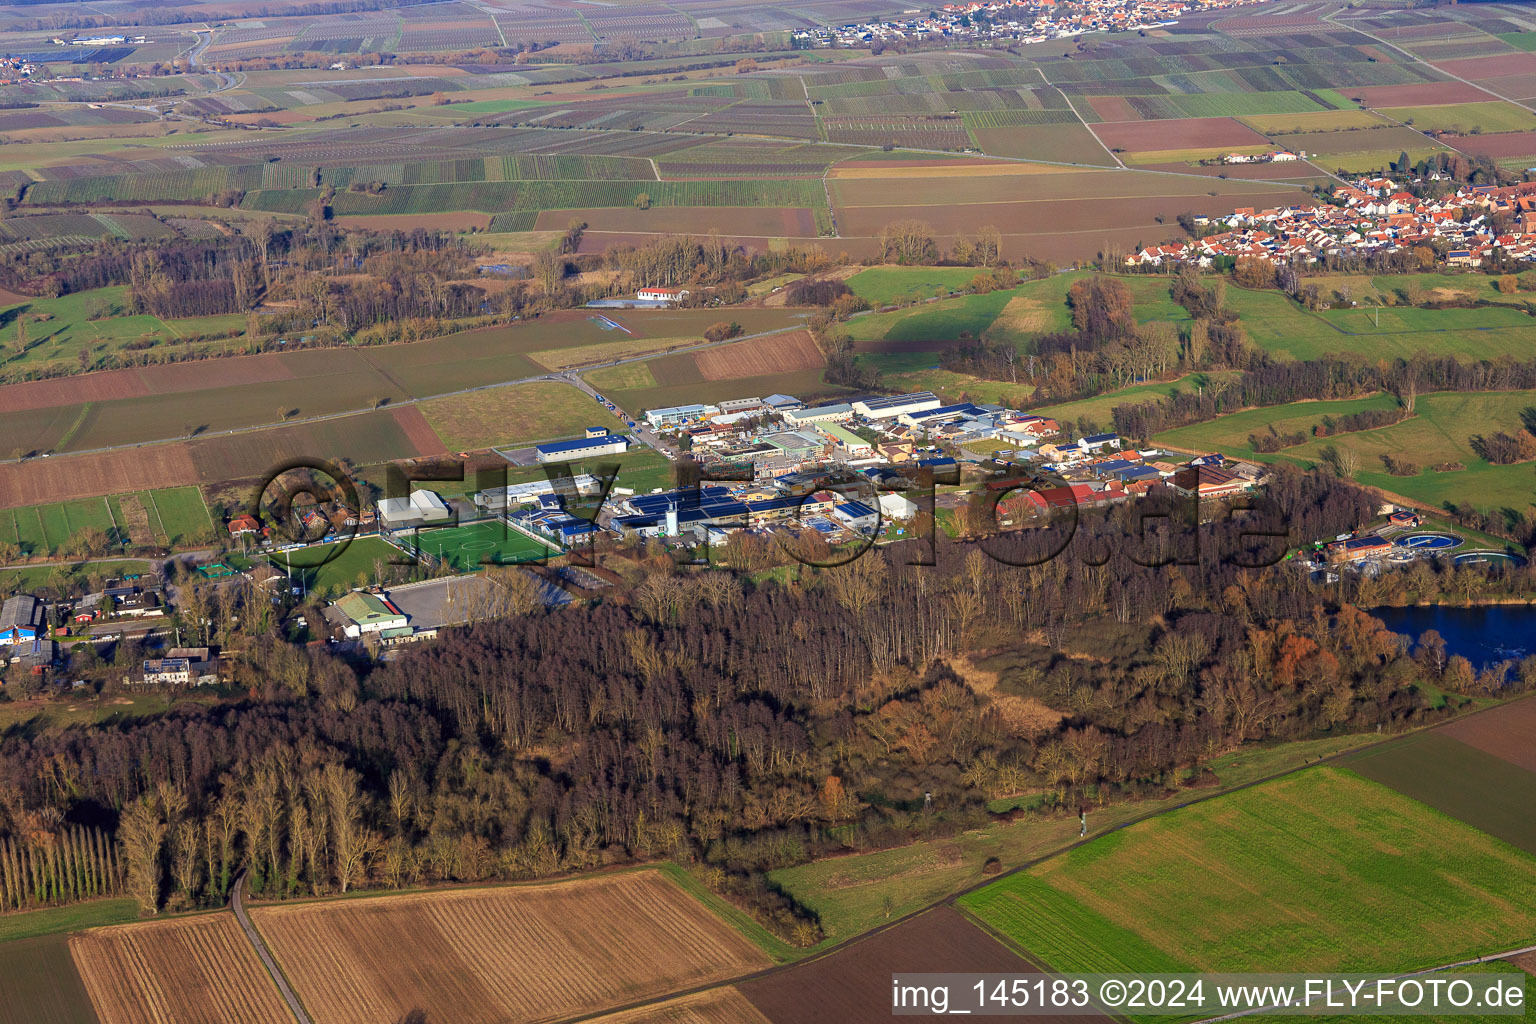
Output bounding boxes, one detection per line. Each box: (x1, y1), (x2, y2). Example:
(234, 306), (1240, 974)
(6, 464), (1531, 929)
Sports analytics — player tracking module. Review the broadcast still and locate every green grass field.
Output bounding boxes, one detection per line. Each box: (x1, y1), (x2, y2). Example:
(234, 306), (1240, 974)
(960, 766), (1536, 975)
(1378, 101), (1536, 135)
(1342, 732), (1536, 855)
(400, 518), (556, 570)
(267, 535), (403, 597)
(846, 266), (989, 304)
(1154, 389), (1536, 511)
(0, 486), (211, 557)
(772, 735), (1374, 947)
(1033, 371), (1241, 431)
(0, 286), (245, 379)
(1225, 286), (1536, 361)
(0, 559), (155, 595)
(420, 381), (614, 452)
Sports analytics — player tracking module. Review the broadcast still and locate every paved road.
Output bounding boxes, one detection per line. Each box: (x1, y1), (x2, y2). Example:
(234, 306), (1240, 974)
(230, 871), (314, 1024)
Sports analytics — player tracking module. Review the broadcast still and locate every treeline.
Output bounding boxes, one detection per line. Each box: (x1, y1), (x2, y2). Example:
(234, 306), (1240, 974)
(0, 826), (121, 911)
(1314, 407), (1410, 438)
(1111, 353), (1536, 440)
(5, 466), (1531, 932)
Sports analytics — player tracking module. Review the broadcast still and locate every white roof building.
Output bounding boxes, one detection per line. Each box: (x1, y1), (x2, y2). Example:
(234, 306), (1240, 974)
(377, 489), (452, 529)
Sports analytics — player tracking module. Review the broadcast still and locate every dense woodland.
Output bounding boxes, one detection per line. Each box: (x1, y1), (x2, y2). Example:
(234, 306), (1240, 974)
(2, 467), (1531, 936)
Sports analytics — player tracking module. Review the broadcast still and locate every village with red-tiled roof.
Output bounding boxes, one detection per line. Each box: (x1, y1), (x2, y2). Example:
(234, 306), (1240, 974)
(1126, 176), (1536, 270)
(796, 0), (1258, 47)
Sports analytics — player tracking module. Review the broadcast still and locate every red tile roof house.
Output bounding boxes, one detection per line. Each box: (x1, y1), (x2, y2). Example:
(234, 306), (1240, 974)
(228, 514), (264, 537)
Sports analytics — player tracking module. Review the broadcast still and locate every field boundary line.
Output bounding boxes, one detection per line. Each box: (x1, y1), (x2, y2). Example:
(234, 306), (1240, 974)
(230, 871), (315, 1024)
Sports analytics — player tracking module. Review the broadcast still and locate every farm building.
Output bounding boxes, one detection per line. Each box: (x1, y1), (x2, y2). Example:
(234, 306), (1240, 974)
(635, 287), (690, 305)
(378, 490), (453, 529)
(0, 595), (44, 646)
(854, 392), (941, 420)
(783, 403), (854, 425)
(536, 432), (631, 464)
(327, 591), (409, 639)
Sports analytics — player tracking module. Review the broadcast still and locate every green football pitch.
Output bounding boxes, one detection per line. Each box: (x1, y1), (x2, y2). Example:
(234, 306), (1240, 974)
(399, 519), (556, 570)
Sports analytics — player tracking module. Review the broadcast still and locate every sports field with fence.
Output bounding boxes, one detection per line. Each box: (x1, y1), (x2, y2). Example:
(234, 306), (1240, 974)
(396, 518), (557, 570)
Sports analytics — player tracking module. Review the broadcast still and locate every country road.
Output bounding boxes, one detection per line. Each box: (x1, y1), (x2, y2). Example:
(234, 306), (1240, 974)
(230, 872), (314, 1024)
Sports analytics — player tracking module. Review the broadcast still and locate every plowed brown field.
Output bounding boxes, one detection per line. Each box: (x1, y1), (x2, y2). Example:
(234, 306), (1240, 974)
(0, 445), (199, 509)
(695, 329), (824, 381)
(251, 870), (771, 1024)
(1438, 697), (1536, 772)
(69, 913), (292, 1024)
(391, 404), (449, 455)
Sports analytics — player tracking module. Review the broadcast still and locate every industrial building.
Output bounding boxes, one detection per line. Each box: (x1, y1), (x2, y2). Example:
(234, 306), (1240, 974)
(853, 392), (941, 420)
(535, 431), (631, 464)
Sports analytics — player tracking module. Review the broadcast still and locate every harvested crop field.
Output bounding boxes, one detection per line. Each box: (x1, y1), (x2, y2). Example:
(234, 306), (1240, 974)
(1342, 733), (1536, 855)
(971, 124), (1117, 164)
(534, 207), (817, 236)
(69, 913), (291, 1024)
(694, 329), (823, 381)
(1092, 116), (1268, 151)
(341, 212), (493, 231)
(828, 162), (1072, 180)
(736, 907), (1101, 1024)
(588, 988), (771, 1024)
(1447, 130), (1536, 158)
(1345, 82), (1500, 106)
(250, 870), (771, 1024)
(1438, 698), (1536, 772)
(1087, 95), (1142, 121)
(0, 445), (198, 509)
(1436, 52), (1536, 80)
(0, 370), (149, 413)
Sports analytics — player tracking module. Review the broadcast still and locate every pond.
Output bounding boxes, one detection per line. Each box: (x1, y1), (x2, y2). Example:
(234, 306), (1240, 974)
(1369, 604), (1536, 669)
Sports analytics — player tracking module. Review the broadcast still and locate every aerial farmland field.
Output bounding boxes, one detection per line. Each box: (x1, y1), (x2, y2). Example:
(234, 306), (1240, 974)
(960, 767), (1536, 976)
(250, 869), (772, 1024)
(69, 914), (291, 1024)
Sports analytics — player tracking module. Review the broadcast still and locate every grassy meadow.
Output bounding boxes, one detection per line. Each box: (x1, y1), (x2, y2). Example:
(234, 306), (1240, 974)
(1154, 390), (1536, 511)
(960, 766), (1536, 974)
